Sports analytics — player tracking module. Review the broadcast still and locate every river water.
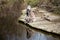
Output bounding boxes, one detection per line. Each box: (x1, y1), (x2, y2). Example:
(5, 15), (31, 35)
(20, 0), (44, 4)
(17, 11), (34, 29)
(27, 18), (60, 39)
(4, 28), (60, 40)
(1, 23), (60, 40)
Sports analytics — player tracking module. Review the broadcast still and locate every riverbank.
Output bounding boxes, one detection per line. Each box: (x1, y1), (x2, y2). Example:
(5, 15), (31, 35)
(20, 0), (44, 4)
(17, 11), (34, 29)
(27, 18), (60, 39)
(18, 7), (60, 35)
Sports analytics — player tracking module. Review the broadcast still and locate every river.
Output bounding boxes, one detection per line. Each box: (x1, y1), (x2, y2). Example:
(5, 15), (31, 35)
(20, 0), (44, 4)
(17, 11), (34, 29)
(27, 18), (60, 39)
(0, 22), (60, 40)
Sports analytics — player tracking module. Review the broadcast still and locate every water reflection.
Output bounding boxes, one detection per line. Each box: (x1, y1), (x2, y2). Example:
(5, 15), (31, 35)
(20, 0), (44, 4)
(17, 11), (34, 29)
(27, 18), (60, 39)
(28, 32), (60, 40)
(4, 31), (60, 40)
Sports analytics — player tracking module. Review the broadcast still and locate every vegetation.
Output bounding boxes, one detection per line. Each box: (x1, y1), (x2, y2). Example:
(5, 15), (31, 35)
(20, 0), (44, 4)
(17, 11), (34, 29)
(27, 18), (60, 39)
(53, 7), (60, 15)
(0, 0), (25, 40)
(25, 0), (40, 7)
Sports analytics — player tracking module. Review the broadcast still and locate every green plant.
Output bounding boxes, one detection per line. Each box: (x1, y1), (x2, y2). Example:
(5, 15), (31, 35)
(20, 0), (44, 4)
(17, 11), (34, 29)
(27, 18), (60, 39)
(26, 0), (39, 7)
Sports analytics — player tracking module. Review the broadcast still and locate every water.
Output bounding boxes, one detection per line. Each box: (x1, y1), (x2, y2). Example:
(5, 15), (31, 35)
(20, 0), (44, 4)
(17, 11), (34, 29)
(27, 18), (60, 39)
(3, 29), (60, 40)
(0, 22), (60, 40)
